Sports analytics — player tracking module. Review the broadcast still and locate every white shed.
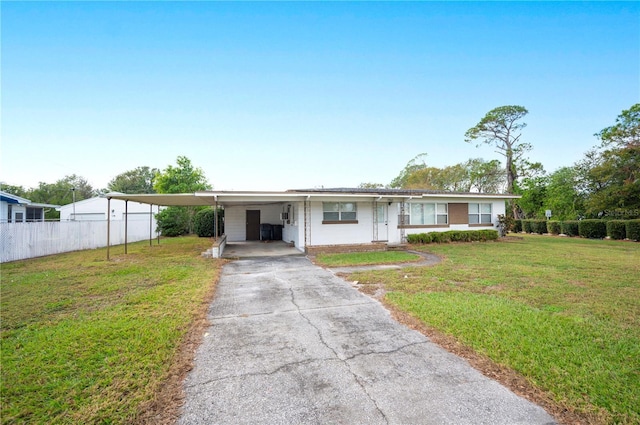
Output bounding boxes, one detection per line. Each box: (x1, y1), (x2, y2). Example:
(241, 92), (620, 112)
(58, 196), (161, 221)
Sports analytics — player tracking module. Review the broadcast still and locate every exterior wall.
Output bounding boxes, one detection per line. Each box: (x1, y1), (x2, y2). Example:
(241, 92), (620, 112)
(0, 202), (8, 223)
(282, 202), (302, 248)
(224, 204), (287, 242)
(59, 197), (159, 221)
(225, 197), (507, 248)
(307, 201), (375, 247)
(401, 199), (505, 238)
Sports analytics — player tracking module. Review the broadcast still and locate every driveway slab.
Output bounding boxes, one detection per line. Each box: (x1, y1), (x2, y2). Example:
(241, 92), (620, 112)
(179, 256), (556, 425)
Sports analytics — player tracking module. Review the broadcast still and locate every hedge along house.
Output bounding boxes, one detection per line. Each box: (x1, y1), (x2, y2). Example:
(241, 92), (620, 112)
(106, 188), (518, 258)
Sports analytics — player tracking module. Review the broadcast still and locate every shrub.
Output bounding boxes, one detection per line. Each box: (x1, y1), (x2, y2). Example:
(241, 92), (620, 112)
(606, 220), (627, 240)
(561, 221), (579, 237)
(626, 219), (640, 241)
(531, 220), (547, 234)
(477, 229), (499, 241)
(512, 219), (523, 233)
(155, 207), (189, 237)
(430, 232), (451, 243)
(547, 221), (561, 235)
(407, 230), (498, 244)
(194, 208), (216, 237)
(578, 220), (607, 239)
(522, 220), (534, 234)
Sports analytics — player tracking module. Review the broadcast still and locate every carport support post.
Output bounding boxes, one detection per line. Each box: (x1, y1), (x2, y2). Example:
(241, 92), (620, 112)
(214, 200), (218, 240)
(149, 204), (153, 247)
(124, 200), (128, 254)
(106, 197), (111, 261)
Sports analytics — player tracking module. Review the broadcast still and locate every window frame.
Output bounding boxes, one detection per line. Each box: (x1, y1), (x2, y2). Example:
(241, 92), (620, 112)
(322, 202), (358, 224)
(406, 202), (448, 226)
(468, 202), (493, 226)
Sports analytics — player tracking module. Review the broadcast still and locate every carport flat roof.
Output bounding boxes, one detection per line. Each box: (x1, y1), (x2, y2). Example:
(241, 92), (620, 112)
(104, 189), (519, 207)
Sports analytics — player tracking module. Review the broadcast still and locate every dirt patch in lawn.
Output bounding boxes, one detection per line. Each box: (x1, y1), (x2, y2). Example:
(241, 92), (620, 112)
(358, 284), (608, 425)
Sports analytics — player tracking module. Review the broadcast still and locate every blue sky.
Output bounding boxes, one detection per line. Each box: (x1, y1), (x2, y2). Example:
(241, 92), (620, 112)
(2, 1), (638, 191)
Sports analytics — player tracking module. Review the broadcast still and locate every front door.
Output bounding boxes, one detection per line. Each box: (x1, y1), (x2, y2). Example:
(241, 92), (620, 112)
(375, 204), (388, 241)
(246, 210), (260, 240)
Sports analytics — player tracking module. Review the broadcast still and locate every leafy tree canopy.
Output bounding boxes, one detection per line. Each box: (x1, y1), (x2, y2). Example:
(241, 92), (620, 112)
(0, 183), (28, 198)
(153, 156), (211, 194)
(465, 105), (530, 194)
(596, 103), (640, 149)
(28, 175), (95, 206)
(389, 153), (428, 188)
(107, 166), (159, 194)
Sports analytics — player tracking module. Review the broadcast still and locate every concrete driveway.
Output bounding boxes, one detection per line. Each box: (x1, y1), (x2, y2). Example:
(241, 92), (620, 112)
(179, 256), (555, 425)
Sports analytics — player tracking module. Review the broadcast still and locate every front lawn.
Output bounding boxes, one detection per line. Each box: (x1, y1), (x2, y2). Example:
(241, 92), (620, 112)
(314, 250), (421, 267)
(1, 236), (222, 424)
(350, 235), (640, 424)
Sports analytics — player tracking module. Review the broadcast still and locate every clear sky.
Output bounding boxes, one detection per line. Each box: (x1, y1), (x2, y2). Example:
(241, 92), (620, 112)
(1, 1), (638, 192)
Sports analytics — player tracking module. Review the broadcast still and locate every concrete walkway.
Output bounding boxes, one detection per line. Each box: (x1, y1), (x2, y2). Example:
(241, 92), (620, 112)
(179, 256), (555, 425)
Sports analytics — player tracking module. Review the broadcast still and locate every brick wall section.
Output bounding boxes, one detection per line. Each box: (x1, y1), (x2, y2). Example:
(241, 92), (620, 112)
(305, 243), (387, 255)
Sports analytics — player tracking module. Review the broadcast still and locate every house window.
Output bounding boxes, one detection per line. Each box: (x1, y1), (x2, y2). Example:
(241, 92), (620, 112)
(323, 202), (357, 222)
(469, 203), (492, 224)
(409, 203), (447, 225)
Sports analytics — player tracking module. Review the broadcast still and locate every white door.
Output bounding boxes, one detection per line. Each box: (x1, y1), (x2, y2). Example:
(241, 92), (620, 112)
(375, 204), (388, 241)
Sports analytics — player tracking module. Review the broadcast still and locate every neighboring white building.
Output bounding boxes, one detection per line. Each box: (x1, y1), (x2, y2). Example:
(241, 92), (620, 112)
(57, 196), (161, 222)
(0, 191), (59, 223)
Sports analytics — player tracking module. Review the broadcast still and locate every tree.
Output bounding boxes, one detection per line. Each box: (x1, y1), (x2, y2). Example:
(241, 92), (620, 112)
(515, 175), (548, 219)
(596, 103), (640, 150)
(153, 156), (211, 194)
(465, 105), (530, 195)
(544, 167), (584, 220)
(358, 182), (386, 189)
(153, 156), (212, 234)
(20, 175), (94, 220)
(466, 158), (505, 193)
(579, 104), (640, 217)
(389, 153), (428, 188)
(107, 166), (159, 194)
(404, 163), (470, 191)
(0, 183), (27, 197)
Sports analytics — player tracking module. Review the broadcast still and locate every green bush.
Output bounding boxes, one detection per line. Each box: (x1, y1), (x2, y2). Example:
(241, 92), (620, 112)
(626, 219), (640, 241)
(547, 221), (561, 235)
(522, 220), (533, 234)
(155, 207), (189, 237)
(606, 220), (627, 240)
(561, 221), (579, 237)
(407, 230), (498, 244)
(531, 220), (547, 234)
(578, 219), (607, 239)
(194, 208), (216, 237)
(513, 219), (523, 233)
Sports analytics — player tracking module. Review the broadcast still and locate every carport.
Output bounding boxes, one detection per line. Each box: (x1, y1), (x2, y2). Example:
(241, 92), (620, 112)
(103, 191), (310, 259)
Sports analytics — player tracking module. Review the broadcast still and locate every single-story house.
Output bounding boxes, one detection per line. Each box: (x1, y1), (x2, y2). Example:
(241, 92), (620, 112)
(106, 188), (518, 256)
(0, 191), (59, 223)
(57, 196), (162, 221)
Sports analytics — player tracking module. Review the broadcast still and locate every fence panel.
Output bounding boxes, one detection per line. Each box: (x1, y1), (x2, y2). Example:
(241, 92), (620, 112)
(0, 220), (158, 263)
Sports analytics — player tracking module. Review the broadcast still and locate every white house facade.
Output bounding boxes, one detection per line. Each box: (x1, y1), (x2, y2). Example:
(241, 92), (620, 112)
(106, 188), (517, 257)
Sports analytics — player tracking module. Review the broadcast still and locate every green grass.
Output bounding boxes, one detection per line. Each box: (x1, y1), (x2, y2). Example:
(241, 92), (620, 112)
(314, 250), (421, 267)
(351, 235), (640, 424)
(1, 236), (222, 424)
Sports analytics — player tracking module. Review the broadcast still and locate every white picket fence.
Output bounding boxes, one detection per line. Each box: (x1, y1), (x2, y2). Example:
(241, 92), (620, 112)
(0, 220), (158, 263)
